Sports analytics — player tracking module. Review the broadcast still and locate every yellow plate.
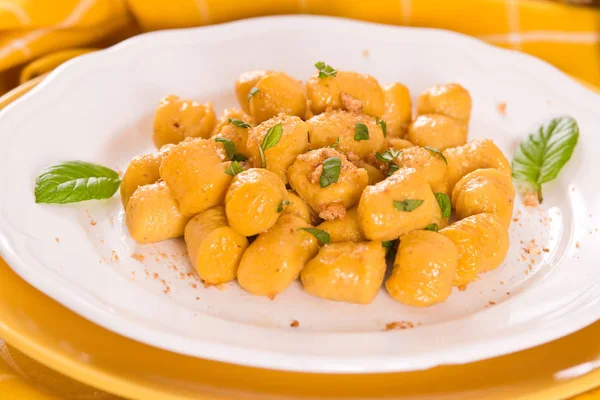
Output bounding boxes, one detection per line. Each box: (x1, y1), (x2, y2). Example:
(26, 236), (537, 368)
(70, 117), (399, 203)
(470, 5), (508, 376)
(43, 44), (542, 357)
(0, 79), (599, 400)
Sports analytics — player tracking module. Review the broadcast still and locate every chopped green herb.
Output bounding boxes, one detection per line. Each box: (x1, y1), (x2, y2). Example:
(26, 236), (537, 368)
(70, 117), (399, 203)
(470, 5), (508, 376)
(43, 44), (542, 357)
(228, 118), (251, 128)
(315, 61), (337, 78)
(512, 116), (579, 203)
(215, 137), (236, 160)
(225, 161), (244, 176)
(354, 123), (369, 141)
(434, 192), (451, 218)
(393, 199), (424, 212)
(277, 199), (292, 213)
(298, 228), (330, 245)
(387, 163), (400, 176)
(247, 87), (259, 101)
(328, 137), (340, 148)
(376, 118), (387, 137)
(320, 157), (342, 188)
(258, 123), (284, 168)
(424, 223), (439, 232)
(375, 148), (401, 163)
(232, 153), (248, 162)
(424, 146), (448, 164)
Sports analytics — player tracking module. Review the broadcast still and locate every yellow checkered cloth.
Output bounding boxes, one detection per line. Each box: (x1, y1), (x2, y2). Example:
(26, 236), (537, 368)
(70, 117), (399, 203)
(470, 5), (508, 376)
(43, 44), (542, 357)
(0, 0), (599, 398)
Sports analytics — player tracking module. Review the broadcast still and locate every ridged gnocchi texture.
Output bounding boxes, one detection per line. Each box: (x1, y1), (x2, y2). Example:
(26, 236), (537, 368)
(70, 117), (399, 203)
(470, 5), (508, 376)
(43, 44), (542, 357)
(225, 168), (287, 236)
(153, 95), (217, 148)
(358, 168), (442, 241)
(307, 110), (385, 159)
(237, 214), (319, 297)
(443, 139), (512, 196)
(407, 114), (468, 150)
(393, 146), (448, 194)
(382, 83), (412, 138)
(185, 206), (248, 284)
(120, 144), (173, 207)
(248, 72), (307, 123)
(159, 137), (231, 216)
(416, 83), (472, 125)
(125, 181), (190, 244)
(386, 231), (459, 307)
(440, 213), (509, 287)
(301, 241), (386, 304)
(306, 71), (385, 118)
(288, 148), (369, 220)
(246, 114), (309, 183)
(452, 168), (515, 228)
(316, 207), (365, 243)
(235, 69), (271, 113)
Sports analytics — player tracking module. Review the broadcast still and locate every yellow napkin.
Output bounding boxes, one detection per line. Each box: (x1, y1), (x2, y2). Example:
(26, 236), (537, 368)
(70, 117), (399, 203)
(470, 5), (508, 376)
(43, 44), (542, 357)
(1, 0), (600, 398)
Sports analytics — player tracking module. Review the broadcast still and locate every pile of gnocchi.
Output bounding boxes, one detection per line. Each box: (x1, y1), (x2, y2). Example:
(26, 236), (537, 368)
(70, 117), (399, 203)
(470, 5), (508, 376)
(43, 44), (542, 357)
(122, 63), (514, 307)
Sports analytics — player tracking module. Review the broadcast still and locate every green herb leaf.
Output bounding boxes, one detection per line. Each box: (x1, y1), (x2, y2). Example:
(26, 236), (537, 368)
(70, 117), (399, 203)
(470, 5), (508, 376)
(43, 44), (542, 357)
(34, 161), (120, 204)
(320, 157), (342, 188)
(382, 240), (396, 249)
(298, 227), (330, 245)
(277, 199), (292, 213)
(387, 163), (400, 176)
(354, 123), (369, 141)
(215, 137), (236, 160)
(225, 161), (244, 176)
(228, 118), (251, 128)
(512, 116), (579, 203)
(393, 199), (424, 212)
(376, 148), (401, 163)
(315, 61), (337, 78)
(258, 145), (266, 168)
(424, 223), (439, 232)
(424, 146), (447, 164)
(382, 239), (399, 258)
(232, 153), (248, 162)
(261, 123), (283, 151)
(247, 87), (259, 101)
(376, 118), (387, 137)
(328, 137), (340, 148)
(434, 192), (451, 218)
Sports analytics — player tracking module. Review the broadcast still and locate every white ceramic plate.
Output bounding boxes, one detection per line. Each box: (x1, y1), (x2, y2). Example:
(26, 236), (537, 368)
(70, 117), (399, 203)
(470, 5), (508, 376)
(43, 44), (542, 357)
(1, 16), (599, 373)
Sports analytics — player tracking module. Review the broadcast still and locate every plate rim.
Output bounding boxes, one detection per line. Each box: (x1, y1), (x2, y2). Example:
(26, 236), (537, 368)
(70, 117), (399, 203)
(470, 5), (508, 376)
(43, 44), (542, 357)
(1, 15), (600, 373)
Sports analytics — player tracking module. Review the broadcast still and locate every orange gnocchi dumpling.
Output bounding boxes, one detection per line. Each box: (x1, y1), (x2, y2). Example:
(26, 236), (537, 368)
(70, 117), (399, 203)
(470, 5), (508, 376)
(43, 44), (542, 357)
(184, 206), (248, 285)
(246, 114), (309, 184)
(125, 181), (190, 244)
(287, 148), (369, 220)
(316, 207), (365, 243)
(452, 168), (515, 228)
(281, 191), (320, 225)
(382, 82), (412, 138)
(393, 146), (448, 194)
(358, 168), (441, 241)
(153, 95), (217, 148)
(247, 72), (307, 123)
(225, 168), (287, 236)
(306, 69), (385, 118)
(159, 137), (231, 216)
(443, 139), (511, 195)
(407, 114), (468, 150)
(235, 70), (272, 113)
(416, 83), (472, 125)
(386, 230), (459, 307)
(237, 214), (319, 297)
(307, 110), (386, 159)
(439, 213), (509, 287)
(301, 241), (386, 304)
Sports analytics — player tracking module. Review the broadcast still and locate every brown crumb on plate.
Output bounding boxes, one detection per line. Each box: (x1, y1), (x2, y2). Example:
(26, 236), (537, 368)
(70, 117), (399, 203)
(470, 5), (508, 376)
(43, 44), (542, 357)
(458, 285), (467, 292)
(55, 237), (60, 243)
(576, 241), (581, 249)
(130, 253), (145, 262)
(496, 102), (507, 116)
(385, 321), (415, 331)
(523, 192), (539, 207)
(290, 320), (300, 328)
(362, 49), (369, 57)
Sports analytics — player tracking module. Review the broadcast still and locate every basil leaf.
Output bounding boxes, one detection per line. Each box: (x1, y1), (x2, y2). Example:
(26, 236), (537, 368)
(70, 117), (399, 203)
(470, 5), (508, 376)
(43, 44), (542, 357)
(328, 137), (340, 148)
(320, 157), (341, 188)
(424, 146), (447, 164)
(512, 116), (579, 203)
(424, 223), (439, 232)
(215, 137), (236, 160)
(315, 61), (337, 78)
(232, 153), (248, 162)
(376, 148), (401, 163)
(225, 161), (244, 176)
(393, 199), (424, 212)
(382, 239), (399, 258)
(376, 118), (387, 137)
(247, 87), (259, 101)
(277, 199), (292, 213)
(261, 123), (283, 151)
(228, 118), (251, 128)
(298, 227), (330, 245)
(354, 123), (369, 141)
(382, 240), (396, 249)
(258, 145), (266, 168)
(387, 163), (400, 176)
(35, 161), (120, 204)
(434, 192), (451, 218)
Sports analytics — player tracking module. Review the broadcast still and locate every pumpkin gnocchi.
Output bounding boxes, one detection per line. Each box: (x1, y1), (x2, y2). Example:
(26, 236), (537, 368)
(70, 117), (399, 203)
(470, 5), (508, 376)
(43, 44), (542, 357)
(122, 64), (513, 306)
